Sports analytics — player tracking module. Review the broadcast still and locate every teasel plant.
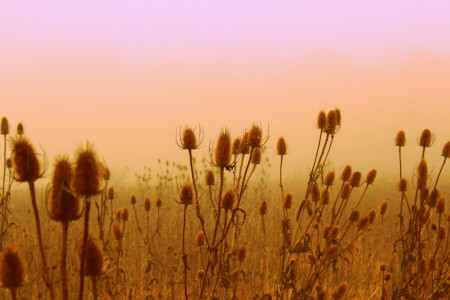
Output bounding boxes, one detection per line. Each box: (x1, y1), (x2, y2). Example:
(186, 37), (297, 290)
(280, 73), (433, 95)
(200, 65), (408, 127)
(76, 236), (104, 300)
(0, 244), (27, 300)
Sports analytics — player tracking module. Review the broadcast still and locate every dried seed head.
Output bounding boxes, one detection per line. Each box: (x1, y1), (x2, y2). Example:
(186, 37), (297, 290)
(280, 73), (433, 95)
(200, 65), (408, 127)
(326, 245), (338, 258)
(436, 198), (446, 214)
(417, 176), (427, 191)
(421, 187), (430, 204)
(320, 189), (330, 205)
(384, 272), (392, 281)
(429, 255), (437, 271)
(197, 270), (205, 280)
(340, 183), (352, 200)
(205, 170), (215, 186)
(324, 171), (335, 186)
(305, 200), (313, 216)
(251, 147), (261, 165)
(368, 210), (376, 224)
(283, 193), (293, 209)
(1, 117), (9, 135)
(431, 222), (438, 231)
(325, 110), (337, 134)
(73, 144), (101, 197)
(102, 167), (110, 181)
(335, 108), (341, 125)
(107, 187), (115, 200)
(340, 165), (352, 182)
(428, 189), (440, 207)
(232, 138), (241, 155)
(156, 197), (162, 207)
(379, 201), (388, 216)
(380, 263), (386, 271)
(418, 160), (428, 177)
(238, 133), (250, 154)
(77, 236), (103, 276)
(195, 231), (205, 247)
(112, 222), (122, 240)
(181, 127), (197, 150)
(221, 189), (235, 210)
(114, 209), (122, 221)
(357, 216), (370, 231)
(214, 129), (231, 168)
(237, 246), (247, 262)
(419, 259), (427, 274)
(323, 225), (331, 239)
(349, 210), (360, 223)
(120, 208), (129, 222)
(11, 137), (41, 182)
(329, 226), (340, 240)
(179, 184), (194, 205)
(144, 198), (151, 211)
(49, 156), (81, 222)
(349, 171), (361, 187)
(307, 254), (316, 265)
(317, 111), (327, 130)
(16, 123), (24, 135)
(442, 141), (450, 158)
(365, 169), (377, 185)
(6, 159), (12, 169)
(277, 137), (287, 155)
(310, 183), (320, 202)
(395, 130), (406, 147)
(331, 282), (347, 299)
(398, 178), (408, 192)
(258, 200), (268, 215)
(0, 245), (27, 288)
(419, 129), (432, 147)
(130, 195), (137, 205)
(248, 124), (262, 148)
(438, 226), (447, 239)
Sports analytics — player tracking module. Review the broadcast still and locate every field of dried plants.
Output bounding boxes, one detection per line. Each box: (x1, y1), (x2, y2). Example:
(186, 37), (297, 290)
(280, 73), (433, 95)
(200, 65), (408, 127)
(0, 110), (448, 299)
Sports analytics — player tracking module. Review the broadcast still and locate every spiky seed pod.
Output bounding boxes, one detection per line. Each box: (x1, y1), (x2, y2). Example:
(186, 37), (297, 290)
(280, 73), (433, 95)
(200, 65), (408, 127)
(380, 263), (386, 271)
(130, 195), (137, 205)
(325, 110), (337, 134)
(6, 159), (12, 169)
(103, 167), (111, 181)
(181, 127), (197, 150)
(438, 226), (446, 239)
(340, 165), (352, 182)
(277, 137), (287, 155)
(237, 246), (247, 262)
(305, 200), (313, 216)
(418, 160), (428, 177)
(156, 197), (162, 207)
(324, 171), (335, 186)
(0, 245), (27, 288)
(205, 170), (215, 186)
(248, 124), (262, 148)
(49, 157), (81, 222)
(76, 236), (103, 276)
(214, 129), (231, 168)
(436, 198), (446, 214)
(349, 210), (360, 223)
(11, 137), (41, 182)
(365, 169), (377, 185)
(419, 259), (427, 274)
(368, 210), (376, 224)
(417, 176), (427, 191)
(320, 189), (330, 205)
(429, 255), (437, 271)
(317, 111), (327, 130)
(238, 133), (250, 154)
(428, 189), (440, 207)
(431, 222), (438, 231)
(331, 283), (347, 299)
(221, 189), (235, 210)
(398, 178), (408, 192)
(179, 184), (194, 205)
(323, 225), (331, 239)
(16, 123), (24, 135)
(357, 216), (370, 231)
(120, 208), (129, 222)
(307, 254), (316, 265)
(144, 198), (151, 211)
(73, 144), (101, 197)
(395, 130), (406, 147)
(335, 108), (341, 125)
(310, 183), (320, 202)
(197, 270), (205, 280)
(112, 222), (122, 240)
(329, 226), (339, 240)
(421, 187), (430, 204)
(325, 245), (338, 258)
(0, 117), (9, 135)
(379, 201), (388, 216)
(251, 147), (261, 165)
(384, 272), (392, 281)
(340, 183), (352, 200)
(195, 231), (205, 247)
(258, 200), (268, 215)
(107, 187), (115, 200)
(232, 138), (241, 155)
(419, 129), (432, 147)
(442, 141), (450, 157)
(115, 209), (122, 221)
(349, 172), (361, 187)
(283, 193), (293, 209)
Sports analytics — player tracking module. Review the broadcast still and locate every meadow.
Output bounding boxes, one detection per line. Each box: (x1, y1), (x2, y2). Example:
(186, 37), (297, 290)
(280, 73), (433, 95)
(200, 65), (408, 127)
(0, 110), (448, 299)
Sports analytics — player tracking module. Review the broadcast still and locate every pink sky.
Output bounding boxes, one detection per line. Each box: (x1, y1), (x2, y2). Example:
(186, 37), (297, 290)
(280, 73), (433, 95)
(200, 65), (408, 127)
(1, 1), (449, 180)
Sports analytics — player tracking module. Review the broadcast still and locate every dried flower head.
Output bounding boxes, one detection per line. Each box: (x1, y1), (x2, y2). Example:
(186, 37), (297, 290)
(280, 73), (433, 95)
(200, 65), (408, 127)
(428, 189), (440, 207)
(238, 133), (250, 155)
(114, 208), (122, 221)
(130, 195), (137, 205)
(349, 210), (360, 223)
(368, 210), (377, 224)
(335, 108), (342, 125)
(283, 193), (293, 209)
(340, 165), (352, 182)
(340, 183), (352, 200)
(76, 236), (103, 276)
(197, 270), (205, 280)
(251, 147), (261, 165)
(395, 130), (406, 147)
(0, 117), (9, 135)
(357, 216), (370, 231)
(156, 197), (162, 207)
(181, 126), (198, 150)
(326, 245), (338, 258)
(365, 169), (377, 185)
(436, 198), (445, 214)
(329, 226), (340, 240)
(0, 245), (27, 288)
(248, 124), (262, 148)
(11, 137), (41, 182)
(73, 144), (101, 197)
(112, 222), (122, 240)
(107, 187), (115, 200)
(277, 137), (287, 155)
(120, 208), (129, 222)
(418, 159), (428, 177)
(195, 231), (205, 247)
(398, 178), (408, 192)
(6, 159), (12, 169)
(419, 129), (433, 147)
(384, 272), (392, 281)
(102, 167), (110, 181)
(320, 188), (330, 205)
(324, 171), (335, 186)
(144, 198), (151, 211)
(349, 171), (362, 187)
(16, 123), (24, 135)
(310, 183), (320, 202)
(237, 246), (247, 262)
(221, 189), (235, 210)
(379, 201), (388, 216)
(258, 200), (268, 215)
(179, 184), (194, 205)
(417, 176), (427, 191)
(205, 170), (215, 186)
(380, 263), (386, 271)
(325, 110), (337, 134)
(317, 111), (327, 130)
(442, 141), (450, 158)
(214, 129), (232, 168)
(232, 138), (241, 155)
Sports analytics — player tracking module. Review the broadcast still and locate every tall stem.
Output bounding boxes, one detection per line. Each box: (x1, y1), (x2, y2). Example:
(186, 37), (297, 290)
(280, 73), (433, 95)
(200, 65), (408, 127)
(61, 221), (69, 300)
(78, 197), (91, 300)
(182, 204), (188, 300)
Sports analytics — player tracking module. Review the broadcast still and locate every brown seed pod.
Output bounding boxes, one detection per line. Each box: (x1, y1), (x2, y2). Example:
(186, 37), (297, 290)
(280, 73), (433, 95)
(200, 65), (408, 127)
(238, 132), (250, 155)
(395, 130), (406, 147)
(283, 193), (293, 209)
(325, 110), (337, 134)
(380, 263), (386, 271)
(340, 165), (352, 182)
(248, 124), (262, 148)
(438, 226), (447, 239)
(310, 183), (320, 202)
(221, 189), (235, 210)
(431, 222), (438, 231)
(16, 123), (24, 135)
(349, 210), (360, 223)
(205, 170), (215, 186)
(103, 167), (111, 181)
(11, 137), (41, 182)
(251, 147), (261, 165)
(442, 141), (450, 158)
(195, 231), (205, 247)
(0, 117), (9, 135)
(331, 282), (347, 299)
(428, 189), (440, 207)
(420, 187), (430, 204)
(232, 138), (241, 155)
(197, 270), (205, 280)
(181, 127), (198, 150)
(320, 188), (330, 205)
(258, 200), (268, 215)
(156, 197), (162, 207)
(214, 129), (232, 168)
(144, 198), (151, 211)
(107, 187), (115, 200)
(112, 222), (122, 240)
(329, 226), (340, 240)
(0, 245), (27, 288)
(277, 137), (287, 155)
(120, 208), (129, 222)
(326, 245), (338, 258)
(335, 108), (342, 125)
(417, 176), (427, 191)
(384, 272), (392, 281)
(379, 201), (388, 216)
(237, 246), (247, 262)
(6, 159), (12, 169)
(179, 184), (194, 205)
(368, 210), (376, 224)
(398, 178), (408, 192)
(340, 183), (352, 200)
(324, 171), (335, 186)
(76, 236), (103, 276)
(436, 198), (445, 214)
(73, 144), (101, 197)
(418, 160), (428, 177)
(115, 208), (122, 221)
(419, 129), (432, 147)
(357, 216), (370, 231)
(323, 225), (331, 239)
(365, 169), (377, 185)
(130, 195), (137, 205)
(317, 111), (327, 130)
(349, 171), (362, 187)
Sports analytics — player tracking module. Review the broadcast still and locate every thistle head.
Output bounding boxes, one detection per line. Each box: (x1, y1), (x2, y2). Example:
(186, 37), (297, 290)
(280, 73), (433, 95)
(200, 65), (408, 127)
(0, 117), (9, 135)
(76, 236), (104, 276)
(73, 143), (101, 197)
(179, 184), (194, 205)
(317, 111), (327, 130)
(442, 141), (450, 158)
(130, 195), (137, 205)
(205, 170), (215, 186)
(331, 283), (347, 299)
(195, 231), (205, 247)
(395, 130), (406, 147)
(282, 193), (293, 209)
(238, 133), (250, 154)
(232, 138), (241, 155)
(214, 129), (232, 168)
(120, 208), (129, 222)
(16, 123), (24, 136)
(365, 169), (377, 185)
(324, 171), (335, 186)
(251, 147), (261, 165)
(11, 137), (42, 182)
(277, 137), (287, 155)
(107, 187), (115, 200)
(221, 189), (235, 210)
(340, 165), (352, 182)
(258, 200), (268, 215)
(156, 197), (162, 207)
(237, 246), (247, 262)
(144, 198), (151, 211)
(379, 201), (388, 216)
(419, 129), (433, 147)
(349, 171), (361, 187)
(248, 124), (262, 148)
(325, 110), (337, 134)
(0, 245), (27, 289)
